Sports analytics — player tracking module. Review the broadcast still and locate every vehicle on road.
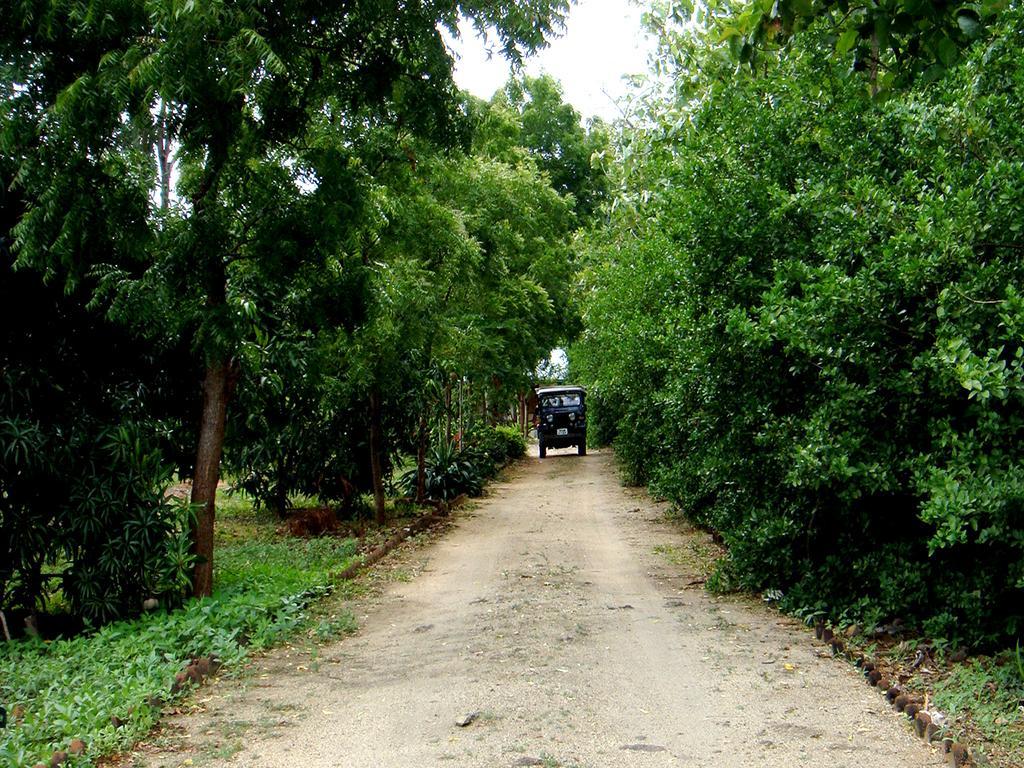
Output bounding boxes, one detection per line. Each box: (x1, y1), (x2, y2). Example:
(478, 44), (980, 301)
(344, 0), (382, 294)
(535, 385), (586, 458)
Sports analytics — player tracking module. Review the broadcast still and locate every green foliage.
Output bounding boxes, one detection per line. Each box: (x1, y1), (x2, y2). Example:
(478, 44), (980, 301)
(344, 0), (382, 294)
(0, 256), (195, 623)
(1017, 642), (1024, 686)
(647, 0), (1001, 93)
(575, 8), (1024, 647)
(931, 656), (1024, 750)
(227, 322), (374, 517)
(474, 74), (611, 221)
(0, 532), (357, 768)
(400, 425), (526, 502)
(478, 425), (529, 465)
(1, 0), (582, 756)
(400, 440), (485, 501)
(1, 0), (576, 608)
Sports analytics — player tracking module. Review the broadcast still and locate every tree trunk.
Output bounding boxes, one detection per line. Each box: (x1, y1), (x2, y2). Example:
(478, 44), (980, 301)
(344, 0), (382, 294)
(369, 388), (386, 525)
(156, 102), (173, 211)
(416, 412), (428, 503)
(870, 32), (879, 97)
(189, 359), (231, 597)
(186, 137), (232, 599)
(443, 380), (452, 443)
(457, 379), (464, 449)
(274, 457), (288, 519)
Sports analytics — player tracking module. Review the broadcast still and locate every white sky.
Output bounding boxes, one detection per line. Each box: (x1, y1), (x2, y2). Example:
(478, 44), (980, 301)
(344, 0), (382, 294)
(448, 0), (655, 122)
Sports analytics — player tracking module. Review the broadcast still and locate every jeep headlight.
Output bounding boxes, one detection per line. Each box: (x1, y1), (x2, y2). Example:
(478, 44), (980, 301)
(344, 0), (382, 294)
(569, 412), (576, 421)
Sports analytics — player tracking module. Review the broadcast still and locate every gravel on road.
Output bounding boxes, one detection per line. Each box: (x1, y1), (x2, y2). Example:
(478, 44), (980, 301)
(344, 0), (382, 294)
(133, 447), (945, 768)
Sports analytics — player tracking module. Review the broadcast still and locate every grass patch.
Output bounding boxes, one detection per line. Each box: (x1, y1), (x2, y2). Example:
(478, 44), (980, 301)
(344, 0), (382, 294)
(829, 633), (1024, 764)
(929, 655), (1024, 757)
(0, 494), (358, 768)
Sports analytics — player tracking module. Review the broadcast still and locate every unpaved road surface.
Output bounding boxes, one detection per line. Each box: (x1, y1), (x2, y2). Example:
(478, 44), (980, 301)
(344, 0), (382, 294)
(135, 448), (944, 768)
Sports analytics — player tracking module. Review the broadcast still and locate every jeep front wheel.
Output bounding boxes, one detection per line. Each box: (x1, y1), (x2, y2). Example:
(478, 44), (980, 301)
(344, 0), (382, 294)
(539, 440), (546, 459)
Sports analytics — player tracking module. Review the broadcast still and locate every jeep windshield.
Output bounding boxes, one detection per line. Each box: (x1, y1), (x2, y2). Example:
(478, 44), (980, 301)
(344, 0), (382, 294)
(541, 393), (581, 408)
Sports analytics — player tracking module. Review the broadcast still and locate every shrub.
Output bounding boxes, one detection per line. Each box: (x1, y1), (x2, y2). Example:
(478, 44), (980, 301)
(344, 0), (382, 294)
(399, 440), (485, 501)
(573, 12), (1024, 647)
(399, 426), (525, 503)
(0, 256), (197, 626)
(475, 425), (527, 465)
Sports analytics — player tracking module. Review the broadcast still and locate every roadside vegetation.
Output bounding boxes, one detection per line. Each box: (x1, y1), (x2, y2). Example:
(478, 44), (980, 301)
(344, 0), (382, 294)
(0, 1), (602, 626)
(830, 625), (1024, 761)
(1, 0), (594, 763)
(0, 426), (525, 768)
(0, 494), (359, 767)
(576, 0), (1024, 654)
(5, 0), (1024, 764)
(577, 2), (1024, 762)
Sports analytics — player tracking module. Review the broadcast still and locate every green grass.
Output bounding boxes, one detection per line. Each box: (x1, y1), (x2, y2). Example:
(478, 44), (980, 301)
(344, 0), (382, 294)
(930, 655), (1024, 756)
(0, 494), (358, 768)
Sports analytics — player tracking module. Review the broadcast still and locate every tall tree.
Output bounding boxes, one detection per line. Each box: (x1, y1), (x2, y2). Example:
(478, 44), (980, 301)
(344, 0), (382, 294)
(472, 74), (611, 221)
(2, 0), (569, 596)
(645, 0), (999, 94)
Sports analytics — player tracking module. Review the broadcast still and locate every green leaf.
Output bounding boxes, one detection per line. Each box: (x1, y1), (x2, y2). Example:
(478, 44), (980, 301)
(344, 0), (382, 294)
(836, 28), (860, 54)
(728, 34), (744, 58)
(921, 62), (947, 83)
(956, 10), (983, 39)
(936, 36), (959, 66)
(792, 0), (813, 17)
(874, 15), (892, 50)
(892, 12), (915, 34)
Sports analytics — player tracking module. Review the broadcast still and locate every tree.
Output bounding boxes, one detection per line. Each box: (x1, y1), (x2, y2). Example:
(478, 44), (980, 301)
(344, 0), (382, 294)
(344, 140), (579, 520)
(2, 0), (570, 597)
(472, 74), (611, 221)
(0, 246), (195, 623)
(644, 0), (1000, 94)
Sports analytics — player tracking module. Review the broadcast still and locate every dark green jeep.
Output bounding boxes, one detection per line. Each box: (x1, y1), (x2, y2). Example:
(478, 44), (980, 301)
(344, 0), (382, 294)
(535, 385), (586, 458)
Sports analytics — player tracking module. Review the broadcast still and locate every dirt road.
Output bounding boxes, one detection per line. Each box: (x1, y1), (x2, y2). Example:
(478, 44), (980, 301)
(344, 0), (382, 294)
(137, 448), (944, 768)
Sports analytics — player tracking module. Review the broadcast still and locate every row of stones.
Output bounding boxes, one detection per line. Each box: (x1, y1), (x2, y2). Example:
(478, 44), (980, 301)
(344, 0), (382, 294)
(814, 622), (977, 768)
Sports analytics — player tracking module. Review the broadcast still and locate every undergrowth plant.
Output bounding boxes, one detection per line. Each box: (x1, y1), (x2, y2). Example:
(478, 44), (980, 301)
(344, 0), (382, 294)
(0, 533), (357, 767)
(931, 656), (1024, 752)
(400, 425), (526, 502)
(475, 425), (528, 465)
(400, 440), (484, 501)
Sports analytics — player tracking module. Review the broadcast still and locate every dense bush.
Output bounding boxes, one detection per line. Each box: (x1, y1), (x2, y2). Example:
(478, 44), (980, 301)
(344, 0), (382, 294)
(226, 335), (374, 518)
(400, 440), (485, 501)
(399, 425), (526, 502)
(0, 256), (195, 625)
(574, 12), (1024, 647)
(473, 424), (528, 466)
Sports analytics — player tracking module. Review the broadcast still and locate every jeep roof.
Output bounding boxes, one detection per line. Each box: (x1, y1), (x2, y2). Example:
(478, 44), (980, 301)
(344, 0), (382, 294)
(536, 385), (586, 396)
